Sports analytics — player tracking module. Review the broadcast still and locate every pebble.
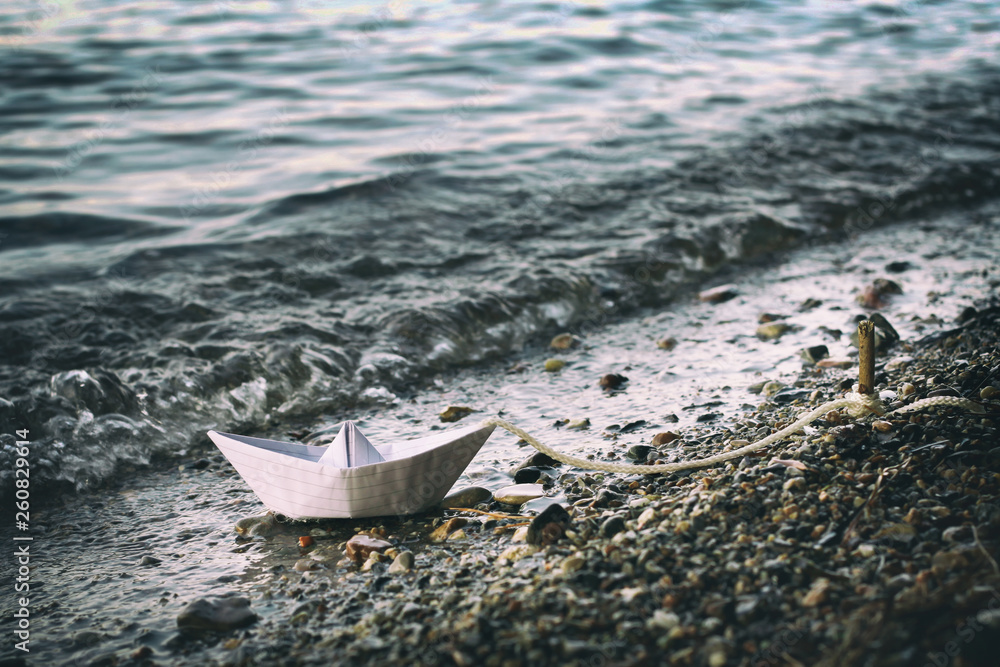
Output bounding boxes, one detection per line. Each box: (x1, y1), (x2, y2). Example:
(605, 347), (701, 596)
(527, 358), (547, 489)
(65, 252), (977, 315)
(627, 445), (653, 461)
(177, 597), (257, 632)
(698, 284), (738, 303)
(651, 431), (680, 446)
(561, 554), (585, 574)
(138, 555), (161, 566)
(439, 406), (474, 423)
(872, 420), (893, 433)
(388, 551), (414, 574)
(512, 452), (560, 473)
(440, 486), (492, 508)
(234, 513), (277, 537)
(656, 337), (678, 351)
(817, 358), (853, 369)
(941, 526), (972, 544)
(762, 380), (785, 396)
(494, 484), (546, 505)
(599, 373), (628, 390)
(782, 478), (806, 491)
(430, 517), (468, 542)
(549, 333), (578, 350)
(544, 358), (566, 372)
(513, 467), (543, 484)
(345, 534), (392, 563)
(982, 386), (999, 400)
(857, 277), (902, 309)
(885, 356), (914, 371)
(636, 507), (658, 529)
(756, 322), (793, 340)
(600, 515), (626, 538)
(647, 610), (680, 630)
(800, 344), (829, 365)
(900, 382), (916, 397)
(361, 552), (390, 572)
(526, 503), (572, 546)
(566, 418), (590, 430)
(293, 559), (318, 572)
(801, 578), (831, 607)
(498, 544), (538, 563)
(771, 388), (812, 404)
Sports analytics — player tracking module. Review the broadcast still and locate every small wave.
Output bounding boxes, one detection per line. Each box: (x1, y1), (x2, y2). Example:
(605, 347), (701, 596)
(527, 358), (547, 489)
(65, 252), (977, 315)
(0, 212), (179, 251)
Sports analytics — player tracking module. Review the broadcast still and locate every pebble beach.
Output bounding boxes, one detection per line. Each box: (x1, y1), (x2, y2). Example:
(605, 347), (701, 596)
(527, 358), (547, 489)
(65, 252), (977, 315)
(7, 211), (999, 667)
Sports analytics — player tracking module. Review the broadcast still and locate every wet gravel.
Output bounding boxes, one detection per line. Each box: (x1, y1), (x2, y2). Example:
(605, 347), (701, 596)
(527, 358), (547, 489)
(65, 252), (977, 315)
(6, 214), (999, 667)
(137, 299), (1000, 667)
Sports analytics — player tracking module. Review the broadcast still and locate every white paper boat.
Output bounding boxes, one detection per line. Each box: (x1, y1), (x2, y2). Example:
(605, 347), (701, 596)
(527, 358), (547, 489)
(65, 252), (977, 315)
(208, 421), (496, 519)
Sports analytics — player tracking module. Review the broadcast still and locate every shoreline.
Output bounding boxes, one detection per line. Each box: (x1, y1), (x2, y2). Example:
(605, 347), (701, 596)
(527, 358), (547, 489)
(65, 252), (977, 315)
(5, 212), (1000, 667)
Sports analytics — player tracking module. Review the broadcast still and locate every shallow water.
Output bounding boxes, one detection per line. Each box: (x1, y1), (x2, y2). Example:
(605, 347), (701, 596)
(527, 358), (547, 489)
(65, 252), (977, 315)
(2, 0), (1000, 496)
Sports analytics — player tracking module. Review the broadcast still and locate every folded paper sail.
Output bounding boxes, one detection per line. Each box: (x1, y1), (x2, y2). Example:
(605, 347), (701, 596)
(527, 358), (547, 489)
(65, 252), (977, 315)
(207, 421), (496, 519)
(317, 421), (385, 468)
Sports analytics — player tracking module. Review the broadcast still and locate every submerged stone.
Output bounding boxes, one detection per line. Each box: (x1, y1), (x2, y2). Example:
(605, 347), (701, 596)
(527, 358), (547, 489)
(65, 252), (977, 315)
(439, 486), (492, 509)
(177, 597), (256, 632)
(494, 484), (546, 505)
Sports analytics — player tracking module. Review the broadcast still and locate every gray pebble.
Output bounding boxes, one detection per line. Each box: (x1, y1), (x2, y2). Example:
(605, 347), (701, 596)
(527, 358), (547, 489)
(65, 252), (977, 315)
(600, 515), (626, 539)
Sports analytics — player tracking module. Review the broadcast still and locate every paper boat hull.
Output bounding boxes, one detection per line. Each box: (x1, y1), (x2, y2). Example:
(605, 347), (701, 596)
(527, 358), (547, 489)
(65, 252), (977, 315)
(208, 422), (495, 519)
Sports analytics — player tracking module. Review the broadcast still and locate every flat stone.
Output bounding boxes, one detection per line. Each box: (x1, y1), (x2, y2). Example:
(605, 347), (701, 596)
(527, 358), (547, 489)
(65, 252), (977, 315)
(817, 358), (854, 369)
(799, 298), (822, 311)
(345, 534), (392, 563)
(698, 284), (738, 303)
(439, 406), (474, 423)
(494, 484), (546, 505)
(771, 388), (812, 404)
(177, 597), (256, 632)
(439, 486), (492, 509)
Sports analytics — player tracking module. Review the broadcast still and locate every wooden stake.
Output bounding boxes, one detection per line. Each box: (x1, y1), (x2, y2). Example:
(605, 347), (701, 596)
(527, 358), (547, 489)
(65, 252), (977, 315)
(858, 320), (876, 395)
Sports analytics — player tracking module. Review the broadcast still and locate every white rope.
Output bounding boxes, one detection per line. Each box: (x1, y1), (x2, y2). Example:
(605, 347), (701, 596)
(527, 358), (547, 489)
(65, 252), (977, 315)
(483, 392), (985, 474)
(888, 395), (985, 415)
